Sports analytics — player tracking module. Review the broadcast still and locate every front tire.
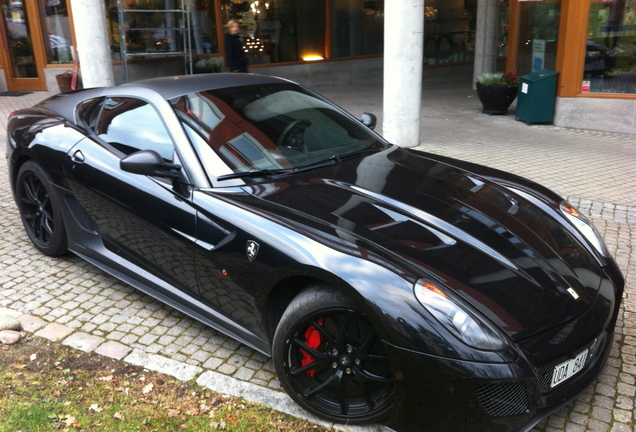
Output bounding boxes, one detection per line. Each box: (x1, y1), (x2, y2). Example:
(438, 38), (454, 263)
(15, 161), (68, 256)
(273, 285), (394, 424)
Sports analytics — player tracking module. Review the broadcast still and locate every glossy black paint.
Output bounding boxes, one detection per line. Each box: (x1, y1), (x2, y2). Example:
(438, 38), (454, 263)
(6, 74), (624, 431)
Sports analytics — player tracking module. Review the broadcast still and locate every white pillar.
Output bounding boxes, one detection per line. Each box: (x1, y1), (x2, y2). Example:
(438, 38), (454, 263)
(383, 0), (424, 148)
(69, 0), (115, 88)
(473, 0), (500, 89)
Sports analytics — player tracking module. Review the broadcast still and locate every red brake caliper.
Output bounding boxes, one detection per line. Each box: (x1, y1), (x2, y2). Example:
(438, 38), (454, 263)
(300, 318), (323, 378)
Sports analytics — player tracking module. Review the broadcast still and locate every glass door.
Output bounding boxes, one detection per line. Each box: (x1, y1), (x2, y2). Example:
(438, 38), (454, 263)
(515, 0), (562, 76)
(0, 0), (46, 91)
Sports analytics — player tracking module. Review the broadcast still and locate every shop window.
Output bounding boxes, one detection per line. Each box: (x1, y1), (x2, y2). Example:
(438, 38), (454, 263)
(192, 0), (219, 54)
(423, 0), (477, 66)
(222, 0), (325, 64)
(583, 0), (636, 94)
(499, 0), (510, 58)
(2, 0), (37, 77)
(105, 0), (218, 60)
(331, 0), (383, 58)
(37, 0), (73, 64)
(515, 0), (561, 75)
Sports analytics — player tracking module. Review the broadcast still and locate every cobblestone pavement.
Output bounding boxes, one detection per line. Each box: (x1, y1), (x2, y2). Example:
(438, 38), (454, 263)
(1, 81), (635, 432)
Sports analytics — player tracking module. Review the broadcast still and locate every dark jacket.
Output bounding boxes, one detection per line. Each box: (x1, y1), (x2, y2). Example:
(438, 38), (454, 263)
(224, 32), (248, 72)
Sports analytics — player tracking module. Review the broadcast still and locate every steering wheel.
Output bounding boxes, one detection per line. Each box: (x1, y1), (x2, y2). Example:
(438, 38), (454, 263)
(277, 119), (310, 150)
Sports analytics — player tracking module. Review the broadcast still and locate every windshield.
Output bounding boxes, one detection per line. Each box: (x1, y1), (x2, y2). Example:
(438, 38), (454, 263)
(170, 83), (386, 178)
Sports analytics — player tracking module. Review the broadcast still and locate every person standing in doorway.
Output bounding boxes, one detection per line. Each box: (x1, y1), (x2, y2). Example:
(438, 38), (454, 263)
(224, 20), (248, 73)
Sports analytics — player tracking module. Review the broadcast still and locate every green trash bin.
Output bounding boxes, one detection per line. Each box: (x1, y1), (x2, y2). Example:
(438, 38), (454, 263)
(515, 69), (558, 125)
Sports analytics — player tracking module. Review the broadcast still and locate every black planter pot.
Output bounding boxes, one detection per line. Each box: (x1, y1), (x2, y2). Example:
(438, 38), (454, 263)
(476, 83), (519, 115)
(193, 66), (213, 74)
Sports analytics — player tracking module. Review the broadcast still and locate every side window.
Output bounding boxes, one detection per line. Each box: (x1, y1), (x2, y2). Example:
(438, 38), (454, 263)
(76, 97), (104, 131)
(95, 97), (174, 161)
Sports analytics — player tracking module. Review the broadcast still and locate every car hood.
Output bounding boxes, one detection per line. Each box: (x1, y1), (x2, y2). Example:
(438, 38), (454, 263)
(239, 146), (606, 341)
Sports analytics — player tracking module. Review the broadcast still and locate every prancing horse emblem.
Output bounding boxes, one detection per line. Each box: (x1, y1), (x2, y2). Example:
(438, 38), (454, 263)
(246, 240), (259, 262)
(567, 287), (580, 300)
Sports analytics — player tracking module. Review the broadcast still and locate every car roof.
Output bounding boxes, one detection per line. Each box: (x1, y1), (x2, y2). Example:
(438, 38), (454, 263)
(35, 73), (296, 123)
(121, 73), (294, 100)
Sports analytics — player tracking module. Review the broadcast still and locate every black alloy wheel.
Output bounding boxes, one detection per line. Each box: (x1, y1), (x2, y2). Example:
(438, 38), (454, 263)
(273, 286), (394, 424)
(15, 161), (68, 256)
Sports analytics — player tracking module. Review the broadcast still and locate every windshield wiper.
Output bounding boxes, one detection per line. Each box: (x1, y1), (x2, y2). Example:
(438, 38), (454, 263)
(336, 147), (383, 161)
(216, 148), (383, 181)
(216, 168), (295, 181)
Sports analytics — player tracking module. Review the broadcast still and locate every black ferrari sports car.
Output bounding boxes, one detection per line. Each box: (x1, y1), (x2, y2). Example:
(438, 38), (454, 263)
(6, 73), (623, 431)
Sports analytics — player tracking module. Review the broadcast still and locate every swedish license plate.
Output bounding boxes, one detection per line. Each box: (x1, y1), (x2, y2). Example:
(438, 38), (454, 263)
(551, 349), (588, 388)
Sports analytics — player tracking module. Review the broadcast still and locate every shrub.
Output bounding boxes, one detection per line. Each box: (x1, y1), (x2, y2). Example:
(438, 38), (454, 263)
(476, 72), (519, 87)
(194, 58), (222, 73)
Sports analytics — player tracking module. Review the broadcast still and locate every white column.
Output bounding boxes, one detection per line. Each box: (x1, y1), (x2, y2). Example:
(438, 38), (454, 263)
(383, 0), (424, 148)
(473, 0), (500, 88)
(69, 0), (115, 88)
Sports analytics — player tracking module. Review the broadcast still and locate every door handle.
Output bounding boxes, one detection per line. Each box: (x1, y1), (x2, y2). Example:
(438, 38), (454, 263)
(72, 150), (85, 162)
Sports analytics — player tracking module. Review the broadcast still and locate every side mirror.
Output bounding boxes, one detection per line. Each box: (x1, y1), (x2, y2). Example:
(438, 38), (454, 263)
(120, 150), (181, 179)
(360, 112), (377, 130)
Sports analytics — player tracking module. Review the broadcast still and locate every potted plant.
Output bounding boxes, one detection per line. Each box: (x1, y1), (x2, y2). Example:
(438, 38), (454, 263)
(475, 72), (519, 115)
(193, 58), (222, 74)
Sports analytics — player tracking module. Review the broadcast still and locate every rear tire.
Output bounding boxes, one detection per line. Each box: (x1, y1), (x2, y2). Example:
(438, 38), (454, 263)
(15, 160), (68, 256)
(273, 285), (394, 424)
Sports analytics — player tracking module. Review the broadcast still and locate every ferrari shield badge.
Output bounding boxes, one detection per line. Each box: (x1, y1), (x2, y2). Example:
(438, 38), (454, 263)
(567, 287), (580, 300)
(246, 240), (260, 262)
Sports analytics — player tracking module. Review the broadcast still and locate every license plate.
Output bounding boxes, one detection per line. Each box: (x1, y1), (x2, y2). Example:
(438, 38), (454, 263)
(551, 349), (588, 388)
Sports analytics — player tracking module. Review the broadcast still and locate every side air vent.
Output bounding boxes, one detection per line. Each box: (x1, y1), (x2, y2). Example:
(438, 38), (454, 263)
(64, 195), (98, 233)
(475, 382), (529, 417)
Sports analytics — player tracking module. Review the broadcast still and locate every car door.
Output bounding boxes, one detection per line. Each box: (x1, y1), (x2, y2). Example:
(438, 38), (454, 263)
(63, 96), (201, 301)
(169, 91), (280, 347)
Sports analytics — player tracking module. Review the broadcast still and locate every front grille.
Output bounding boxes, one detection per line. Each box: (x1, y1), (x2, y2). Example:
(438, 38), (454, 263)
(475, 382), (529, 417)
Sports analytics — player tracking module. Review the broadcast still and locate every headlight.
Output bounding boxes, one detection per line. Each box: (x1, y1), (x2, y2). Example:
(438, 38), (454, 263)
(414, 278), (506, 351)
(559, 201), (610, 258)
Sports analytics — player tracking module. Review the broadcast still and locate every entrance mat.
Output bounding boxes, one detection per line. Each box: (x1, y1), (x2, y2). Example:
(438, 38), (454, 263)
(0, 91), (33, 97)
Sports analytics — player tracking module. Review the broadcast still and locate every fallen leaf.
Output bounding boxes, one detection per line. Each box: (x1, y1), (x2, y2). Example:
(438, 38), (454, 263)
(168, 409), (181, 418)
(113, 412), (124, 420)
(64, 416), (77, 427)
(210, 421), (226, 430)
(98, 375), (113, 382)
(30, 353), (37, 361)
(89, 404), (104, 413)
(142, 383), (154, 394)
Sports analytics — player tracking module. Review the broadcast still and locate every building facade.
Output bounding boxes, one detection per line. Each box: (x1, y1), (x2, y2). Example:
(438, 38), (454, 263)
(0, 0), (634, 133)
(507, 0), (636, 133)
